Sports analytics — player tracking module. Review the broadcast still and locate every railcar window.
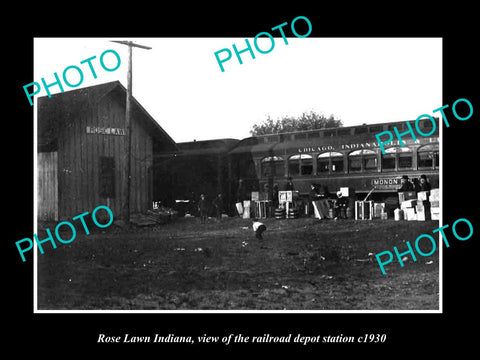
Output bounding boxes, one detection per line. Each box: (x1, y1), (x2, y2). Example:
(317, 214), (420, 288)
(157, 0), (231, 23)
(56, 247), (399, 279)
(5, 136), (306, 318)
(387, 123), (406, 131)
(354, 127), (368, 135)
(348, 150), (362, 172)
(289, 154), (313, 176)
(420, 119), (434, 130)
(381, 147), (412, 171)
(308, 132), (320, 138)
(337, 128), (351, 136)
(349, 149), (377, 172)
(331, 153), (344, 172)
(301, 155), (313, 175)
(317, 156), (329, 173)
(317, 152), (344, 174)
(418, 144), (439, 169)
(295, 133), (307, 140)
(382, 147), (396, 170)
(369, 125), (384, 133)
(363, 149), (378, 171)
(261, 156), (284, 177)
(398, 147), (413, 169)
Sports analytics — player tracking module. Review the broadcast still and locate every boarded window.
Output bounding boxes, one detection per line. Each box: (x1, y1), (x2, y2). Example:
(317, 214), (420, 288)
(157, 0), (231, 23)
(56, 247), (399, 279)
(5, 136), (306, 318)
(99, 156), (115, 198)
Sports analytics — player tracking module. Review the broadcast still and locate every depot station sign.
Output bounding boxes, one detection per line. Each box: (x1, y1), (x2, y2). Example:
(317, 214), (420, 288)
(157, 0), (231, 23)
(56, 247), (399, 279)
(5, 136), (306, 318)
(371, 177), (401, 190)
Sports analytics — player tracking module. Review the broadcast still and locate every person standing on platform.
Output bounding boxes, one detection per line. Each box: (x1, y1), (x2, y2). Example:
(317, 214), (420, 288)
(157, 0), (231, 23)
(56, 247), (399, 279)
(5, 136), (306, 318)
(397, 175), (414, 192)
(235, 179), (247, 217)
(272, 183), (279, 209)
(335, 190), (349, 219)
(212, 193), (224, 221)
(418, 174), (432, 191)
(285, 177), (294, 191)
(198, 194), (209, 224)
(308, 183), (320, 216)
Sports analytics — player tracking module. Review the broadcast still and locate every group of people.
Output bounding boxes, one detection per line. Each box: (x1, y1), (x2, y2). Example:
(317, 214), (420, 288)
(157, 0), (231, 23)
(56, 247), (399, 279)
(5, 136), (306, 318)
(197, 193), (225, 224)
(398, 174), (431, 192)
(196, 191), (267, 240)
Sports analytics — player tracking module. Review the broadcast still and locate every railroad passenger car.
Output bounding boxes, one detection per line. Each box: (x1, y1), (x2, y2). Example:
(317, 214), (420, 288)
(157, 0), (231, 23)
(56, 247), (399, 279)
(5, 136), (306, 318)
(228, 119), (440, 204)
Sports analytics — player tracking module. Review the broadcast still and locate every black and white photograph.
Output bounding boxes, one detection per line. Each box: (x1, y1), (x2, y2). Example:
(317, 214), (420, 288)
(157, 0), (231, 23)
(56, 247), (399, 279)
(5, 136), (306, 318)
(33, 37), (442, 312)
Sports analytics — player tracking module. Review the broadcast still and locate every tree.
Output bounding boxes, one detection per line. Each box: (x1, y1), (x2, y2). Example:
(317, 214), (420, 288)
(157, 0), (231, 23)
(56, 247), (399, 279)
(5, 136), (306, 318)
(250, 111), (342, 136)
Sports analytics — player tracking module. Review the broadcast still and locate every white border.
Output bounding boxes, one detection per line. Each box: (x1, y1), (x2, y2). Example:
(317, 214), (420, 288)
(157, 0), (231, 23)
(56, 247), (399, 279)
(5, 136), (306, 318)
(33, 37), (443, 314)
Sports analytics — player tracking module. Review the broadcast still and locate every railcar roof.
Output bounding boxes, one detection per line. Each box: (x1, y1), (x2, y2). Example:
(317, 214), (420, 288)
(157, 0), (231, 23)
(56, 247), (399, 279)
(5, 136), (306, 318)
(229, 119), (439, 155)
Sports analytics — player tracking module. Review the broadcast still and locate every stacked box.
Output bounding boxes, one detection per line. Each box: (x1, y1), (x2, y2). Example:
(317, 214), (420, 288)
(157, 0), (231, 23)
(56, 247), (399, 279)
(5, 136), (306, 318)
(417, 191), (429, 201)
(416, 201), (431, 221)
(374, 202), (385, 218)
(404, 207), (417, 221)
(431, 208), (441, 220)
(243, 200), (251, 219)
(340, 187), (354, 197)
(416, 200), (431, 211)
(251, 191), (260, 201)
(429, 188), (440, 220)
(355, 201), (373, 220)
(416, 208), (431, 221)
(279, 190), (300, 203)
(430, 188), (440, 200)
(416, 209), (426, 221)
(401, 199), (417, 209)
(400, 199), (417, 221)
(398, 191), (417, 203)
(255, 200), (270, 218)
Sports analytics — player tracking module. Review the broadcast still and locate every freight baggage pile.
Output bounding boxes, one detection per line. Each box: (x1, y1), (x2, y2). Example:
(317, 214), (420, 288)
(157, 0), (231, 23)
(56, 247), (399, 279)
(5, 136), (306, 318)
(244, 187), (440, 222)
(395, 189), (440, 221)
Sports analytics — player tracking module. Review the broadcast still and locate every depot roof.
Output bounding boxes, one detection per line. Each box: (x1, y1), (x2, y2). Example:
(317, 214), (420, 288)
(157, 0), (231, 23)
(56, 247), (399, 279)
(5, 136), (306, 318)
(37, 81), (178, 154)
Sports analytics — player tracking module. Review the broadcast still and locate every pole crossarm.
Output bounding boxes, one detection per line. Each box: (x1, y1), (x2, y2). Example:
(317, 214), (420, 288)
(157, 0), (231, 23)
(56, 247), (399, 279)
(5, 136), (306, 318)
(110, 40), (152, 50)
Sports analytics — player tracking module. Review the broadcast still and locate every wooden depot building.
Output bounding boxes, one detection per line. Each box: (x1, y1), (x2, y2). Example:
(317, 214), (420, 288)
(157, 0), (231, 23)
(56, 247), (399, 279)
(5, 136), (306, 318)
(37, 81), (178, 221)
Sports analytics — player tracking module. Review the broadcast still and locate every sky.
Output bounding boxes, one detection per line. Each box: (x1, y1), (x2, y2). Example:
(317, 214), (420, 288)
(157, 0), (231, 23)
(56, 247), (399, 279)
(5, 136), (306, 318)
(34, 37), (442, 143)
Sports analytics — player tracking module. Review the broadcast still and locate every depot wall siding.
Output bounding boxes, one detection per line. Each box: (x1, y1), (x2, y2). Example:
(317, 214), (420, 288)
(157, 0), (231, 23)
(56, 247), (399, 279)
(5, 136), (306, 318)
(54, 92), (152, 220)
(37, 151), (58, 221)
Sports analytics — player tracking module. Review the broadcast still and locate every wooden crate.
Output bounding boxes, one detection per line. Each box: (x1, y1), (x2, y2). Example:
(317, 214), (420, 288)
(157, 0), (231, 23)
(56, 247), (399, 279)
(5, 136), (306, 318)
(355, 201), (373, 220)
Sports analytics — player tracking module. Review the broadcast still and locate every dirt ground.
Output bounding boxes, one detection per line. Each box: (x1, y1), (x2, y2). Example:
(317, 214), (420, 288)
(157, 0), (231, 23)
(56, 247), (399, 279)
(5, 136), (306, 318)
(37, 217), (440, 310)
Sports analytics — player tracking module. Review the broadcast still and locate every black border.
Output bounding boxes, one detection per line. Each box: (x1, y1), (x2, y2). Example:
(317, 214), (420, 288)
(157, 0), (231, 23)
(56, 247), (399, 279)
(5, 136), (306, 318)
(6, 5), (478, 355)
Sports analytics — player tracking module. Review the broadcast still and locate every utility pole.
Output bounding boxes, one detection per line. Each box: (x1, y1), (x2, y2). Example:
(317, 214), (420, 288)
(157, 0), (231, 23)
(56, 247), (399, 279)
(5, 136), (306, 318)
(110, 40), (152, 223)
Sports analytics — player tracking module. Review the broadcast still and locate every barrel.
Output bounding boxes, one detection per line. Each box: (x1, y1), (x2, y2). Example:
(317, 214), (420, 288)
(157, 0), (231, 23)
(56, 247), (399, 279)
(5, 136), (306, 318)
(274, 208), (286, 220)
(328, 208), (334, 219)
(288, 208), (299, 219)
(346, 207), (353, 219)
